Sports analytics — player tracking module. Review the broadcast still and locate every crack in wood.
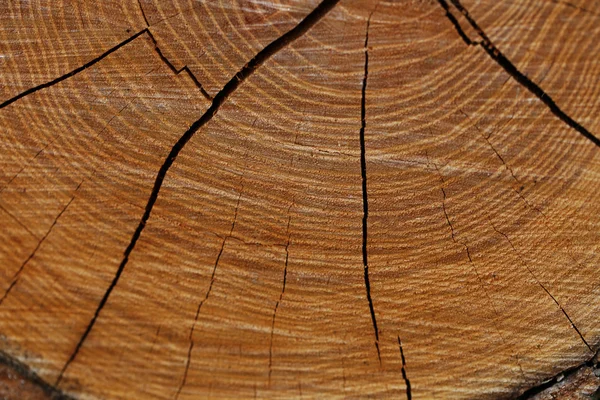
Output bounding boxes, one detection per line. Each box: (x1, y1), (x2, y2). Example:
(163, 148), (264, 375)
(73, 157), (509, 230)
(0, 30), (147, 109)
(397, 336), (412, 400)
(516, 349), (600, 399)
(176, 185), (244, 399)
(0, 3), (214, 109)
(0, 181), (82, 307)
(53, 0), (341, 387)
(428, 159), (528, 378)
(0, 202), (39, 240)
(359, 9), (382, 366)
(436, 0), (600, 147)
(458, 107), (591, 284)
(268, 200), (294, 384)
(138, 0), (213, 101)
(491, 223), (594, 354)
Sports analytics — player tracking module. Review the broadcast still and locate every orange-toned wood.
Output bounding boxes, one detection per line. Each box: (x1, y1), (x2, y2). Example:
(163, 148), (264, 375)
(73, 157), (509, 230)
(1, 0), (599, 398)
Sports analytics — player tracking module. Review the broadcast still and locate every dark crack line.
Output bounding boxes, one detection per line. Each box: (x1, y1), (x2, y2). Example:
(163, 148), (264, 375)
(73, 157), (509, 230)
(438, 179), (487, 293)
(458, 108), (552, 220)
(268, 204), (293, 384)
(458, 108), (588, 278)
(0, 30), (146, 109)
(137, 0), (150, 26)
(175, 188), (243, 400)
(550, 0), (600, 17)
(437, 0), (478, 46)
(360, 11), (382, 365)
(430, 160), (520, 371)
(0, 350), (75, 400)
(491, 223), (593, 353)
(397, 337), (412, 400)
(0, 183), (81, 307)
(54, 0), (339, 385)
(516, 349), (599, 399)
(436, 0), (600, 147)
(0, 202), (39, 240)
(138, 0), (212, 101)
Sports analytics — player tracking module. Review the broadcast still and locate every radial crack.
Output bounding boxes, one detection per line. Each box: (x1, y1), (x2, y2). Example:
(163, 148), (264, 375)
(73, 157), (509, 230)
(0, 182), (82, 307)
(138, 0), (212, 101)
(436, 0), (600, 147)
(54, 0), (340, 385)
(175, 187), (243, 399)
(360, 11), (382, 364)
(268, 202), (294, 383)
(397, 337), (412, 400)
(0, 30), (146, 109)
(437, 171), (486, 289)
(430, 162), (528, 378)
(457, 108), (589, 279)
(491, 223), (593, 353)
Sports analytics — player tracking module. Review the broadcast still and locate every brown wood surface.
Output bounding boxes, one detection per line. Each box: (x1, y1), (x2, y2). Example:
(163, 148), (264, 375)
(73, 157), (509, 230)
(1, 0), (599, 399)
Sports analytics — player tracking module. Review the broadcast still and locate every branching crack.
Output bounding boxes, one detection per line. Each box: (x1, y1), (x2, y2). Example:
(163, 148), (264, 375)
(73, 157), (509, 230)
(1, 0), (214, 108)
(175, 187), (244, 399)
(491, 223), (593, 353)
(0, 181), (82, 307)
(436, 0), (600, 147)
(397, 336), (412, 400)
(54, 0), (340, 386)
(360, 11), (382, 365)
(268, 201), (294, 384)
(138, 0), (212, 101)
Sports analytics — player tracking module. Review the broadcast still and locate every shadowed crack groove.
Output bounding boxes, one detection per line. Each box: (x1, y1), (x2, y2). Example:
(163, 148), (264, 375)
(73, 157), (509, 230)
(0, 182), (82, 307)
(516, 349), (599, 399)
(436, 0), (600, 147)
(268, 204), (294, 384)
(175, 187), (243, 399)
(360, 10), (382, 365)
(55, 0), (340, 386)
(138, 0), (212, 101)
(1, 0), (214, 109)
(0, 30), (146, 109)
(397, 337), (412, 400)
(491, 223), (594, 353)
(0, 350), (75, 400)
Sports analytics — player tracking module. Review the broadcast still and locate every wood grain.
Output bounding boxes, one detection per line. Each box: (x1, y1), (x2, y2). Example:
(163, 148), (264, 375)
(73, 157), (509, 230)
(1, 0), (599, 398)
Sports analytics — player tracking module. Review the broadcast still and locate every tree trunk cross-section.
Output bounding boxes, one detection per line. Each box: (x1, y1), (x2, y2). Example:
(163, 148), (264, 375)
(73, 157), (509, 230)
(1, 0), (599, 399)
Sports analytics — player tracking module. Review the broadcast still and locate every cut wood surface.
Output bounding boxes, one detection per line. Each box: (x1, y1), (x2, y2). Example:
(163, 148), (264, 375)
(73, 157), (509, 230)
(1, 0), (599, 398)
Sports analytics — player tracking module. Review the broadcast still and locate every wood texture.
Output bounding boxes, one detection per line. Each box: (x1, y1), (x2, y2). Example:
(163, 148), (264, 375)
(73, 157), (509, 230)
(1, 0), (599, 398)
